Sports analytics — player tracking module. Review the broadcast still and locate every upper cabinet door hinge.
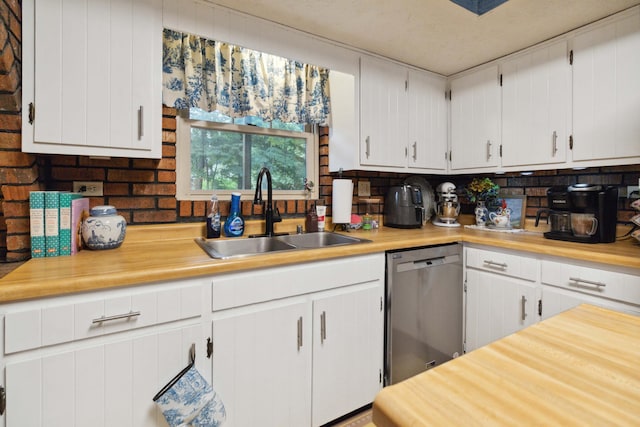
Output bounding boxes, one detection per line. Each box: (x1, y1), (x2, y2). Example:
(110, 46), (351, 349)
(0, 385), (5, 415)
(405, 80), (408, 91)
(499, 74), (503, 86)
(538, 299), (543, 317)
(28, 102), (35, 125)
(569, 135), (574, 150)
(569, 50), (573, 65)
(206, 337), (213, 358)
(448, 90), (452, 101)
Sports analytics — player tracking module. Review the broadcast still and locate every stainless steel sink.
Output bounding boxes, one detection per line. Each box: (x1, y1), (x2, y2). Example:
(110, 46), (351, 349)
(277, 232), (371, 248)
(196, 232), (371, 259)
(196, 236), (297, 259)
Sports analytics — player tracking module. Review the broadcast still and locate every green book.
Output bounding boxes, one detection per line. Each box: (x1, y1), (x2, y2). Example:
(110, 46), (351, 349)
(59, 193), (83, 256)
(44, 191), (60, 257)
(29, 191), (46, 258)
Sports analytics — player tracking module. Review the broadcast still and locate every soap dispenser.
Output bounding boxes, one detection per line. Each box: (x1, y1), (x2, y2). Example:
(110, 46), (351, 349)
(305, 203), (318, 232)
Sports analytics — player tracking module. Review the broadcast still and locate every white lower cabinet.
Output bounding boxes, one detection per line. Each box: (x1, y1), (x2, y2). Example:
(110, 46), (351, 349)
(465, 245), (640, 353)
(210, 254), (385, 427)
(0, 279), (207, 427)
(465, 268), (538, 352)
(540, 259), (640, 319)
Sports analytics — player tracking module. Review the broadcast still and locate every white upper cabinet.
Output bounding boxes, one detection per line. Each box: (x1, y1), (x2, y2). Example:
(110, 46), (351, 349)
(359, 55), (409, 169)
(22, 0), (162, 158)
(572, 7), (640, 164)
(501, 40), (570, 168)
(449, 65), (501, 171)
(408, 70), (448, 172)
(330, 55), (448, 173)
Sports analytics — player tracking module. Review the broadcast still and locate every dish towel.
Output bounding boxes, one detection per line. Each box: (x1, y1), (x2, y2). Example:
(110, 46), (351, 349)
(154, 364), (226, 427)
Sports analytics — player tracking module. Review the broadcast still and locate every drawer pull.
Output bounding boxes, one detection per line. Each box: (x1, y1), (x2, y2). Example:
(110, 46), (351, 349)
(483, 260), (508, 270)
(92, 310), (141, 324)
(569, 277), (606, 290)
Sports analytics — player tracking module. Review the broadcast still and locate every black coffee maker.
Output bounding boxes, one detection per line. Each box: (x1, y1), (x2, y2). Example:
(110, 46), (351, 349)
(535, 184), (618, 243)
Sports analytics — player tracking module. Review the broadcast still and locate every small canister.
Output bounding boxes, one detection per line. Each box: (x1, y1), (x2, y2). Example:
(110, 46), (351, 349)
(81, 205), (127, 250)
(359, 198), (382, 229)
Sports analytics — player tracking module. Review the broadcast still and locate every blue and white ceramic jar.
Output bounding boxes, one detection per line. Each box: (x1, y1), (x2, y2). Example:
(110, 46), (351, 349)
(81, 205), (126, 250)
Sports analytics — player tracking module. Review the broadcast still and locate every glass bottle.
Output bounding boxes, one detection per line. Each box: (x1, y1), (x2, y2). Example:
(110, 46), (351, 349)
(224, 192), (245, 237)
(206, 194), (221, 238)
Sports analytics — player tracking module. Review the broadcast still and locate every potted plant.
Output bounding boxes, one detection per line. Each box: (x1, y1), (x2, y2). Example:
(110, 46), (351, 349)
(464, 177), (499, 226)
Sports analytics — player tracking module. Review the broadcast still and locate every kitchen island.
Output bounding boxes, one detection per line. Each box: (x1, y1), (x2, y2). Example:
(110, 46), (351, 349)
(372, 304), (640, 426)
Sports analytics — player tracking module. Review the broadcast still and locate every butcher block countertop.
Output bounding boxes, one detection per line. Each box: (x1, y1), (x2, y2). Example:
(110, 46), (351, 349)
(372, 304), (640, 427)
(0, 218), (638, 302)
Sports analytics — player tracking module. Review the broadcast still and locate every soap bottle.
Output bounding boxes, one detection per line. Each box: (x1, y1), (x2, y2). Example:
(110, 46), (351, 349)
(224, 192), (245, 237)
(305, 204), (318, 232)
(206, 194), (221, 238)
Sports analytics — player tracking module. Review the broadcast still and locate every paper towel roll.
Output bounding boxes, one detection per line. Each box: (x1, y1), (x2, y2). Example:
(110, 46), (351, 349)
(332, 179), (353, 224)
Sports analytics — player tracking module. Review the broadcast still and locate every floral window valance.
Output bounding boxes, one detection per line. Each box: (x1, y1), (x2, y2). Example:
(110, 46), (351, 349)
(162, 29), (331, 126)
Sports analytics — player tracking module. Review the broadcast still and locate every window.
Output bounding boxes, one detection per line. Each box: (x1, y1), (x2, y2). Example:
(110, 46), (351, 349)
(176, 109), (318, 201)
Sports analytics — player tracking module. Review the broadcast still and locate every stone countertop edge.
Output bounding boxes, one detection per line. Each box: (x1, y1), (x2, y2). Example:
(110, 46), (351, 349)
(0, 218), (638, 303)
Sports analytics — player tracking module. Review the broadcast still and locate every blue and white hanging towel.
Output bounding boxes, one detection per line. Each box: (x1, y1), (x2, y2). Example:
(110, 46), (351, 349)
(155, 365), (226, 427)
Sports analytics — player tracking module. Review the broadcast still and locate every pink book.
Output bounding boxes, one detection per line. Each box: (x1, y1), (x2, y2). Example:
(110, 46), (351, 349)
(71, 198), (90, 255)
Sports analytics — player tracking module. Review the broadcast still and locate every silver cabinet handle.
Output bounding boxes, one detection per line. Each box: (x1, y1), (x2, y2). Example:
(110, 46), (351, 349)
(412, 141), (417, 161)
(521, 296), (527, 321)
(569, 277), (606, 290)
(320, 311), (325, 342)
(92, 310), (140, 324)
(486, 140), (492, 161)
(297, 316), (303, 351)
(138, 106), (144, 140)
(552, 131), (558, 156)
(483, 260), (507, 270)
(365, 136), (371, 159)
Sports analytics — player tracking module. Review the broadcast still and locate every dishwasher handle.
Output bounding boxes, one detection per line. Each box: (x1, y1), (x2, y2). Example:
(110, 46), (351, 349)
(396, 254), (460, 272)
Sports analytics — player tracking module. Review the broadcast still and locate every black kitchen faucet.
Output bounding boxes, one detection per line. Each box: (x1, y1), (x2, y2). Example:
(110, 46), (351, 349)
(253, 167), (282, 237)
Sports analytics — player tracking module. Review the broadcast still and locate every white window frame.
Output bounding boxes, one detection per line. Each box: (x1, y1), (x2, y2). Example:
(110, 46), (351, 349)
(176, 114), (319, 201)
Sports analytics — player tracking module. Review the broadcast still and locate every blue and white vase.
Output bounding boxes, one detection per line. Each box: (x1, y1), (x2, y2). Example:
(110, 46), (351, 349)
(474, 200), (489, 226)
(81, 205), (126, 250)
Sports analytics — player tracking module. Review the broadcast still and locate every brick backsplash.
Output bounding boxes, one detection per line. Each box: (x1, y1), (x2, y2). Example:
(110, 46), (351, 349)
(0, 0), (638, 262)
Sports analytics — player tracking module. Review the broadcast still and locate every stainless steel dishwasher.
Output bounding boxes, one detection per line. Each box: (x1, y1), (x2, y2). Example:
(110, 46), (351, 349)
(385, 243), (463, 385)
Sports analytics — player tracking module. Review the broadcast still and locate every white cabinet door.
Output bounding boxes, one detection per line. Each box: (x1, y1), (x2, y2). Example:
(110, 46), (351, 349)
(311, 283), (384, 427)
(5, 325), (203, 427)
(502, 41), (570, 167)
(408, 70), (448, 172)
(360, 56), (408, 168)
(450, 65), (501, 171)
(465, 269), (538, 352)
(22, 0), (162, 158)
(211, 299), (312, 427)
(572, 8), (640, 163)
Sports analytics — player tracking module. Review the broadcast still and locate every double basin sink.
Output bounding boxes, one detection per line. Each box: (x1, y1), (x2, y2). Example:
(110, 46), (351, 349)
(196, 232), (371, 259)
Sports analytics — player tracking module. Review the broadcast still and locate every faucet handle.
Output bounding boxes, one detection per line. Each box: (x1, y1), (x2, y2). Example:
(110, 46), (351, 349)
(273, 207), (282, 223)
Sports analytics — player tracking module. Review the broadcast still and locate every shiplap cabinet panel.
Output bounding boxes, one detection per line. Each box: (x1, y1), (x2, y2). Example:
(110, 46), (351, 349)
(501, 40), (570, 167)
(22, 0), (162, 158)
(572, 7), (640, 163)
(311, 283), (384, 426)
(450, 65), (501, 171)
(5, 325), (202, 427)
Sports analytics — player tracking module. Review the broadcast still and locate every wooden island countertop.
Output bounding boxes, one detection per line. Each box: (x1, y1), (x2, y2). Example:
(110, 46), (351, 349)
(372, 304), (640, 427)
(0, 219), (638, 302)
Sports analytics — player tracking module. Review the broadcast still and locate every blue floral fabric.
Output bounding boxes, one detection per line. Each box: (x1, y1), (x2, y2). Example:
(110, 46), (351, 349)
(155, 365), (226, 427)
(163, 28), (331, 126)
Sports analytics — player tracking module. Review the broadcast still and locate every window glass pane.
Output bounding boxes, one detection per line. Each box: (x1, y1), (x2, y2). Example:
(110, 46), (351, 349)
(189, 126), (308, 192)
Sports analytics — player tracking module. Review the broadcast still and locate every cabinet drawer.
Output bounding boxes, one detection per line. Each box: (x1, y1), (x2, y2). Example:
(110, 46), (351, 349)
(541, 260), (640, 306)
(5, 282), (202, 354)
(465, 247), (537, 282)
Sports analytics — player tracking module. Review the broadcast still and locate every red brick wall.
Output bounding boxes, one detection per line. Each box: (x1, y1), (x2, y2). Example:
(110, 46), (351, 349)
(0, 1), (638, 263)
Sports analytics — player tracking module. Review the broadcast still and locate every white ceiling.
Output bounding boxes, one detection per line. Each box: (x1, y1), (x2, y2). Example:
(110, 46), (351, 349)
(208, 0), (640, 75)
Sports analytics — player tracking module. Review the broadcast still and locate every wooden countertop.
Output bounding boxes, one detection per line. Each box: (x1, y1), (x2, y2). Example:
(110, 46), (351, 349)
(0, 218), (638, 302)
(372, 304), (640, 426)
